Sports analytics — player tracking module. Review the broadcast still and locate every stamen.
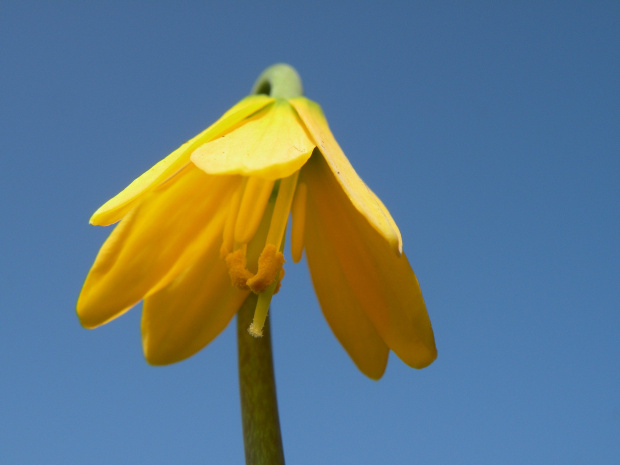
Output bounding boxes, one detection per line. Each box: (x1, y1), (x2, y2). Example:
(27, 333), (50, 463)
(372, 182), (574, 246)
(220, 185), (243, 258)
(266, 171), (300, 247)
(247, 244), (285, 293)
(274, 268), (285, 294)
(225, 246), (253, 290)
(230, 171), (301, 337)
(234, 177), (274, 244)
(290, 181), (307, 263)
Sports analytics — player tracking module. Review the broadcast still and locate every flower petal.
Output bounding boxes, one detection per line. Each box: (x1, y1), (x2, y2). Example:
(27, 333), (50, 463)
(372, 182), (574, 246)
(90, 95), (273, 226)
(77, 165), (239, 328)
(302, 154), (436, 370)
(290, 97), (403, 255)
(142, 235), (249, 365)
(191, 99), (315, 180)
(304, 187), (389, 379)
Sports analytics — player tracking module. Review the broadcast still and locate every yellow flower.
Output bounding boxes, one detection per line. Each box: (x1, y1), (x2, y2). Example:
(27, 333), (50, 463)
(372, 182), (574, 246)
(77, 68), (436, 380)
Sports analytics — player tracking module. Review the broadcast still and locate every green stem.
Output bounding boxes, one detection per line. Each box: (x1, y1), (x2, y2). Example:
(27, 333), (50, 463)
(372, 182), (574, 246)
(237, 295), (285, 465)
(251, 63), (304, 99)
(237, 63), (303, 465)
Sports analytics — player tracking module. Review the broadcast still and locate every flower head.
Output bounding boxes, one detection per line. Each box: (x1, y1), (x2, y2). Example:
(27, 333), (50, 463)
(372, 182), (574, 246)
(77, 64), (436, 379)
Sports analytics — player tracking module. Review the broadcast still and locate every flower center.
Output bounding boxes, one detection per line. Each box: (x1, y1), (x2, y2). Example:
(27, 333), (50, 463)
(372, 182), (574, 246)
(222, 171), (300, 337)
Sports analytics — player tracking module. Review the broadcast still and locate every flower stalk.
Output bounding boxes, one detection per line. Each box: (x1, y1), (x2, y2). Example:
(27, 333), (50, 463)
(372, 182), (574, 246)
(237, 295), (285, 465)
(236, 63), (303, 465)
(251, 63), (303, 99)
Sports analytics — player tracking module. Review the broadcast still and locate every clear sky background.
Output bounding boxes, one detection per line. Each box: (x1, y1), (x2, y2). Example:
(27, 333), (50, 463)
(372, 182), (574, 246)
(2, 2), (618, 464)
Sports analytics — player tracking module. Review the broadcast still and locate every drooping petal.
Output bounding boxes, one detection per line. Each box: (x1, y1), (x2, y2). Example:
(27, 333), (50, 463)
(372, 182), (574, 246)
(142, 231), (249, 365)
(304, 186), (389, 379)
(290, 97), (403, 255)
(191, 99), (315, 180)
(77, 165), (240, 328)
(90, 95), (273, 226)
(290, 181), (307, 263)
(302, 154), (436, 370)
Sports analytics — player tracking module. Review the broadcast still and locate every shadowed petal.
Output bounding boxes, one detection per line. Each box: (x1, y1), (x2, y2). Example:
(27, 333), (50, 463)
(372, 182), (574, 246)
(191, 100), (314, 180)
(290, 97), (403, 255)
(304, 187), (389, 379)
(142, 233), (250, 365)
(91, 95), (273, 226)
(302, 154), (436, 370)
(77, 166), (240, 328)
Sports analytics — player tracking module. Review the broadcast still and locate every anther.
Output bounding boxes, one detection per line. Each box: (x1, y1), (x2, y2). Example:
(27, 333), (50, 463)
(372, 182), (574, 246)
(247, 244), (285, 293)
(225, 247), (253, 290)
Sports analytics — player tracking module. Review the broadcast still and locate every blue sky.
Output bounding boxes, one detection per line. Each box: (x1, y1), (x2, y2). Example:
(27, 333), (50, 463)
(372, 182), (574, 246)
(2, 1), (618, 463)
